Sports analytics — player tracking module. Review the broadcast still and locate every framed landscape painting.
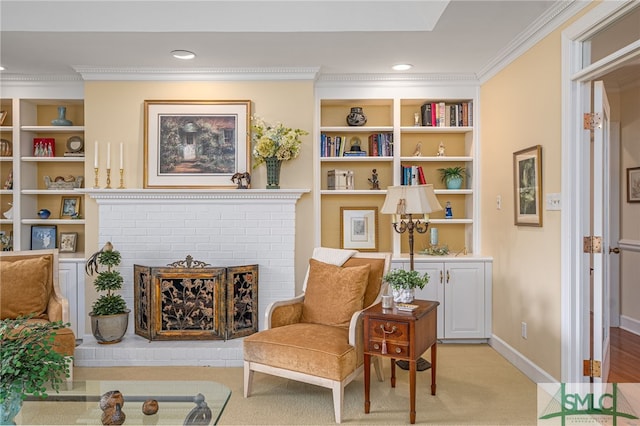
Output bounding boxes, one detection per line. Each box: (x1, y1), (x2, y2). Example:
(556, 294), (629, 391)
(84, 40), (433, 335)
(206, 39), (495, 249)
(144, 100), (251, 188)
(513, 145), (543, 227)
(340, 207), (378, 251)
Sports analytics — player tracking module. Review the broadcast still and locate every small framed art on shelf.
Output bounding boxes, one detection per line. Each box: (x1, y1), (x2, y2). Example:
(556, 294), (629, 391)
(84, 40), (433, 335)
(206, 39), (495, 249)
(59, 232), (78, 253)
(340, 207), (378, 251)
(60, 195), (81, 218)
(31, 225), (57, 250)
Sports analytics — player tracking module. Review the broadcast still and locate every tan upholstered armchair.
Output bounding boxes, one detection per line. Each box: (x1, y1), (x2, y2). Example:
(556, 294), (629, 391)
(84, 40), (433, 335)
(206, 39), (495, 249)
(0, 249), (75, 380)
(243, 248), (391, 423)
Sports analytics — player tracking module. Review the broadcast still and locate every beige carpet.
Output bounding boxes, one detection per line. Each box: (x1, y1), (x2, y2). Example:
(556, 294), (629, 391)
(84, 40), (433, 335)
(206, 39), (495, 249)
(65, 344), (537, 425)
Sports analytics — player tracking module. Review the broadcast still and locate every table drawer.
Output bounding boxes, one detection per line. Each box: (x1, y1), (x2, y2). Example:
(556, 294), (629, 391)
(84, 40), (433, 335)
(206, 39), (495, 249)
(368, 339), (410, 357)
(367, 319), (410, 343)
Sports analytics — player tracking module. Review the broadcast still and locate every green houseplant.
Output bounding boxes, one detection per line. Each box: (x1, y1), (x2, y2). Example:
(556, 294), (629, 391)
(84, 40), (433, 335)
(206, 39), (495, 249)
(87, 242), (130, 344)
(0, 317), (71, 423)
(438, 166), (467, 189)
(383, 269), (429, 303)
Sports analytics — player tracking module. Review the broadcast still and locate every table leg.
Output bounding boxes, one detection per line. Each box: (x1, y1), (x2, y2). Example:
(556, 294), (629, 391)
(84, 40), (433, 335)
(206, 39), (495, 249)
(409, 360), (416, 424)
(364, 353), (371, 414)
(430, 343), (437, 395)
(390, 358), (396, 388)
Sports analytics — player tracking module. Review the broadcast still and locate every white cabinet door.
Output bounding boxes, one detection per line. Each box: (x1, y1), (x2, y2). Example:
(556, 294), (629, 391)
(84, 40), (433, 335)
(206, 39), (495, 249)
(413, 262), (445, 338)
(444, 262), (485, 339)
(59, 259), (85, 338)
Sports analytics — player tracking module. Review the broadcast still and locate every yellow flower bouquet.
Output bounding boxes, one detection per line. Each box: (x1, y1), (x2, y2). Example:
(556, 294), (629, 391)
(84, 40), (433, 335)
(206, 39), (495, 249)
(251, 116), (308, 167)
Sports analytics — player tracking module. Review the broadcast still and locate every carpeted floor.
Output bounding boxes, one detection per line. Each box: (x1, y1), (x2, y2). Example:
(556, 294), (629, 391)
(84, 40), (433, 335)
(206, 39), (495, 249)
(64, 344), (537, 425)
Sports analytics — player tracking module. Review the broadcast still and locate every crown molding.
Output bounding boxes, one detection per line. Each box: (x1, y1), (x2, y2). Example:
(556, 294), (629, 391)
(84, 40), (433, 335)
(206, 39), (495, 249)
(316, 73), (479, 86)
(477, 0), (591, 84)
(0, 73), (82, 82)
(72, 66), (320, 81)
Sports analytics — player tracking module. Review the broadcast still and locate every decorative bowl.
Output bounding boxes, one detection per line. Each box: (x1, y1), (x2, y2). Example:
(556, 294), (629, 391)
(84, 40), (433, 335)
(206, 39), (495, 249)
(37, 209), (51, 219)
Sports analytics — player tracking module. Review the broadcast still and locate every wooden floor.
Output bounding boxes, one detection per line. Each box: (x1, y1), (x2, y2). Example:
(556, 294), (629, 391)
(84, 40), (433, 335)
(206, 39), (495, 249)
(608, 327), (640, 383)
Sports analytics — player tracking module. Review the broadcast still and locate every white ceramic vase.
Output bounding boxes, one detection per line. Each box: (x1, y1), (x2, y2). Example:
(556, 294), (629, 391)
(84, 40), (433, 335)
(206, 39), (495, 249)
(392, 288), (415, 303)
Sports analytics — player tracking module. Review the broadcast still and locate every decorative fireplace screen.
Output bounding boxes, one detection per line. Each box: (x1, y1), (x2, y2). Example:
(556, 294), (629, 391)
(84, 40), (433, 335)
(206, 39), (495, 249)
(133, 257), (258, 341)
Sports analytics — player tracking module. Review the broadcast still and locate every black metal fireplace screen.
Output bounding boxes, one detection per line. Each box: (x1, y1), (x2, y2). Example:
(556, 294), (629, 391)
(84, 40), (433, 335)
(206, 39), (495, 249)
(133, 257), (258, 341)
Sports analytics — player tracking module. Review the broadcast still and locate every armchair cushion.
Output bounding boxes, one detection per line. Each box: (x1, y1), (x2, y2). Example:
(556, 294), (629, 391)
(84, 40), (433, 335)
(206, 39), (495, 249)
(0, 256), (52, 320)
(342, 257), (386, 308)
(300, 259), (370, 328)
(243, 323), (355, 381)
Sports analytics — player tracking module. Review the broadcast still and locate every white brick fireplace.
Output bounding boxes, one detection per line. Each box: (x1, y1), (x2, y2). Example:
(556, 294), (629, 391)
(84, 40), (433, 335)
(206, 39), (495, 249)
(75, 189), (308, 367)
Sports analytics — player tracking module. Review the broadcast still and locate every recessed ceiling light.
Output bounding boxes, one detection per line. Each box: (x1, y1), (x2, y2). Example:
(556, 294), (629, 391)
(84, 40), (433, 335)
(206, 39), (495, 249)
(392, 64), (413, 71)
(0, 66), (5, 71)
(171, 50), (196, 60)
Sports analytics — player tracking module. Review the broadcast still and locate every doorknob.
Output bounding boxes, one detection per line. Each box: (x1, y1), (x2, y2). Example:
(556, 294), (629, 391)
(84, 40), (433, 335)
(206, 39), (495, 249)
(609, 247), (620, 254)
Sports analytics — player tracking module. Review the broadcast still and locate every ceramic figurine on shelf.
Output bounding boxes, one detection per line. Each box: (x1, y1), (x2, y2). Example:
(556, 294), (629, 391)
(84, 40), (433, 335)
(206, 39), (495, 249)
(368, 169), (380, 190)
(346, 107), (367, 126)
(437, 142), (446, 157)
(413, 142), (422, 157)
(414, 112), (421, 126)
(231, 172), (251, 189)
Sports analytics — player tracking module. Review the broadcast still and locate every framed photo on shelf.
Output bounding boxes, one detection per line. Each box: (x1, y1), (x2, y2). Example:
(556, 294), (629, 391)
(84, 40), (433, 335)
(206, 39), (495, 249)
(513, 145), (543, 227)
(340, 207), (378, 251)
(60, 195), (81, 218)
(59, 232), (78, 253)
(144, 100), (251, 188)
(0, 111), (7, 125)
(627, 167), (640, 203)
(31, 225), (57, 250)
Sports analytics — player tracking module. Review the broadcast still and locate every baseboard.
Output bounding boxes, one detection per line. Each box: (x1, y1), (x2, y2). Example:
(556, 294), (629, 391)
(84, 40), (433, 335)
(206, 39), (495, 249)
(489, 334), (557, 384)
(620, 315), (640, 336)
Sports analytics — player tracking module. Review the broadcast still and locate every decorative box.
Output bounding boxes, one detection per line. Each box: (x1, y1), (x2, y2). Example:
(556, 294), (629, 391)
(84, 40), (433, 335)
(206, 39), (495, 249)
(328, 169), (354, 190)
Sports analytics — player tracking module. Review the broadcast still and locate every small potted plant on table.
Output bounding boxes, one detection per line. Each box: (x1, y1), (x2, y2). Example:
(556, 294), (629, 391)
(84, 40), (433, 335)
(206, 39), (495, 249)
(383, 269), (429, 303)
(87, 242), (130, 344)
(0, 317), (71, 424)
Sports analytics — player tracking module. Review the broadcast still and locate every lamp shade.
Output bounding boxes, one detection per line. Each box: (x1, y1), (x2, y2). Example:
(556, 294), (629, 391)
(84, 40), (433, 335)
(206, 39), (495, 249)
(381, 184), (443, 215)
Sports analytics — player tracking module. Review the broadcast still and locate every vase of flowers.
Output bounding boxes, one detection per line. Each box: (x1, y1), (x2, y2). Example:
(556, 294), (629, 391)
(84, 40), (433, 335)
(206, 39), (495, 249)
(251, 116), (308, 189)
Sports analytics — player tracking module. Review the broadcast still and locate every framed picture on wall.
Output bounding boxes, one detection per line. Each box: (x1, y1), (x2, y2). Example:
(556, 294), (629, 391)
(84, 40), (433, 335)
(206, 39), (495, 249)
(628, 166), (640, 203)
(144, 100), (251, 188)
(340, 207), (378, 251)
(513, 145), (543, 227)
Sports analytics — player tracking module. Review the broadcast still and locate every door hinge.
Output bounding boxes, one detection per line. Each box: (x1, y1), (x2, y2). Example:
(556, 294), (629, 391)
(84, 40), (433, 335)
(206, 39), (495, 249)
(583, 112), (602, 130)
(583, 236), (602, 254)
(583, 359), (602, 378)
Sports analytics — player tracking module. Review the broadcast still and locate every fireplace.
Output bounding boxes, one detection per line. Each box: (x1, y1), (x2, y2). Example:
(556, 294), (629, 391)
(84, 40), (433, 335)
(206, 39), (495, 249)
(75, 189), (308, 367)
(134, 258), (258, 341)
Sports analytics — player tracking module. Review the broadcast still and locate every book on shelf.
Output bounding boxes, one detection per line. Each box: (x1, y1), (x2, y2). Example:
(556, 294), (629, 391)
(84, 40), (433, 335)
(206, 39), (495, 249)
(343, 151), (367, 156)
(418, 101), (473, 128)
(64, 152), (85, 157)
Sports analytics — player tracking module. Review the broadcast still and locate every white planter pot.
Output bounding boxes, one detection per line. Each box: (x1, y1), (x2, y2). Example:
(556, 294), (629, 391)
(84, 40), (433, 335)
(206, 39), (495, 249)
(392, 288), (415, 303)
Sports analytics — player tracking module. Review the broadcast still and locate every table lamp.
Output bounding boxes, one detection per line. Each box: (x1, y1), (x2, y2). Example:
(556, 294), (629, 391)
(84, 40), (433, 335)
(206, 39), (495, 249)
(381, 184), (443, 271)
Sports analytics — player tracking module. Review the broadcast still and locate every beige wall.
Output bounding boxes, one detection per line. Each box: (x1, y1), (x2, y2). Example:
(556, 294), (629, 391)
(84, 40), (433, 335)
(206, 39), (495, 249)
(83, 81), (316, 316)
(620, 84), (640, 322)
(480, 30), (569, 381)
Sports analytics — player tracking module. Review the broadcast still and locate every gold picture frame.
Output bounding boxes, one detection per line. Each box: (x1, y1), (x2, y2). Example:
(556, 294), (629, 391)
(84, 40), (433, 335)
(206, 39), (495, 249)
(340, 207), (378, 251)
(143, 100), (251, 188)
(513, 145), (543, 227)
(60, 195), (81, 218)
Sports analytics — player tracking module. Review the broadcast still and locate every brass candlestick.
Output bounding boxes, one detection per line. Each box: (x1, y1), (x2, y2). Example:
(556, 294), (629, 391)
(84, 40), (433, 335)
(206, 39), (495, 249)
(93, 168), (100, 189)
(105, 168), (112, 189)
(118, 168), (125, 189)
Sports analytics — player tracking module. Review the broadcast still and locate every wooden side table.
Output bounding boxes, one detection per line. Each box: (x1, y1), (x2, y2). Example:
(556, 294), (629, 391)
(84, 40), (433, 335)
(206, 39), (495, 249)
(363, 299), (439, 424)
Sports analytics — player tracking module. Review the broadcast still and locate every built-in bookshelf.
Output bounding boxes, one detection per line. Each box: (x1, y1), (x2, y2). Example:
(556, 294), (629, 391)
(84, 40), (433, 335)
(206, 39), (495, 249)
(315, 89), (479, 257)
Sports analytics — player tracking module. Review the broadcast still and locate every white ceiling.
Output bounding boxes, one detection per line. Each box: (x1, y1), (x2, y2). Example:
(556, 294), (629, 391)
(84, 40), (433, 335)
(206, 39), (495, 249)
(1, 0), (572, 81)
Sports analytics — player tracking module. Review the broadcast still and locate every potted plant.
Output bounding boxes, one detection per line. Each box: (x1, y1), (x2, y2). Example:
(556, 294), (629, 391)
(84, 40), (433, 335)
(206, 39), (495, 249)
(87, 242), (130, 344)
(438, 166), (467, 189)
(0, 316), (71, 424)
(383, 269), (429, 303)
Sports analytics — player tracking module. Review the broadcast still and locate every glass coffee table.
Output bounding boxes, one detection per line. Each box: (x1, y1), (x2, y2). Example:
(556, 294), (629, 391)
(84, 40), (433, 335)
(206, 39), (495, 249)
(17, 380), (231, 425)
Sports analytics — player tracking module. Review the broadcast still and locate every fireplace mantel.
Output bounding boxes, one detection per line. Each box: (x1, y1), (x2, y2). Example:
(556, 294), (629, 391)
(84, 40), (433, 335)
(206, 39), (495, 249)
(86, 188), (309, 203)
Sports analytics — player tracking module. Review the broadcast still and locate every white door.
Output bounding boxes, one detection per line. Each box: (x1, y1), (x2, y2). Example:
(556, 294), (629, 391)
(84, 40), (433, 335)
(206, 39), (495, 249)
(591, 80), (611, 384)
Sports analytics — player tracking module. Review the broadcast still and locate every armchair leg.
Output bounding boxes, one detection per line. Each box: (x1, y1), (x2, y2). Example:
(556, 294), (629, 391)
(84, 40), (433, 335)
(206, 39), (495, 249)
(331, 382), (344, 423)
(243, 361), (254, 397)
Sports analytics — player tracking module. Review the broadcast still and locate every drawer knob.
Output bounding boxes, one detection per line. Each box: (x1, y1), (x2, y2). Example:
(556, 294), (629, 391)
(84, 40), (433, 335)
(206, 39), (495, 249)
(373, 343), (380, 350)
(395, 347), (402, 354)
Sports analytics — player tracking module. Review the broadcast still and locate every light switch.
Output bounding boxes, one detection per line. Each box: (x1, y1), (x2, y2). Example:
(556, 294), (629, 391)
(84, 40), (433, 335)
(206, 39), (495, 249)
(546, 193), (561, 211)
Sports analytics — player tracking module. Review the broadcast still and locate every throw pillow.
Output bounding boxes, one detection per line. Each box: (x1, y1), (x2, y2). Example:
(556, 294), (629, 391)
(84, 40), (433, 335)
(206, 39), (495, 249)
(301, 258), (370, 328)
(0, 256), (52, 320)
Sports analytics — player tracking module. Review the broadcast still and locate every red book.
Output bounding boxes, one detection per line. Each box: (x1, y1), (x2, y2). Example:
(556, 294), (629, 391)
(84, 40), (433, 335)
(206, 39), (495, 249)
(417, 166), (427, 184)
